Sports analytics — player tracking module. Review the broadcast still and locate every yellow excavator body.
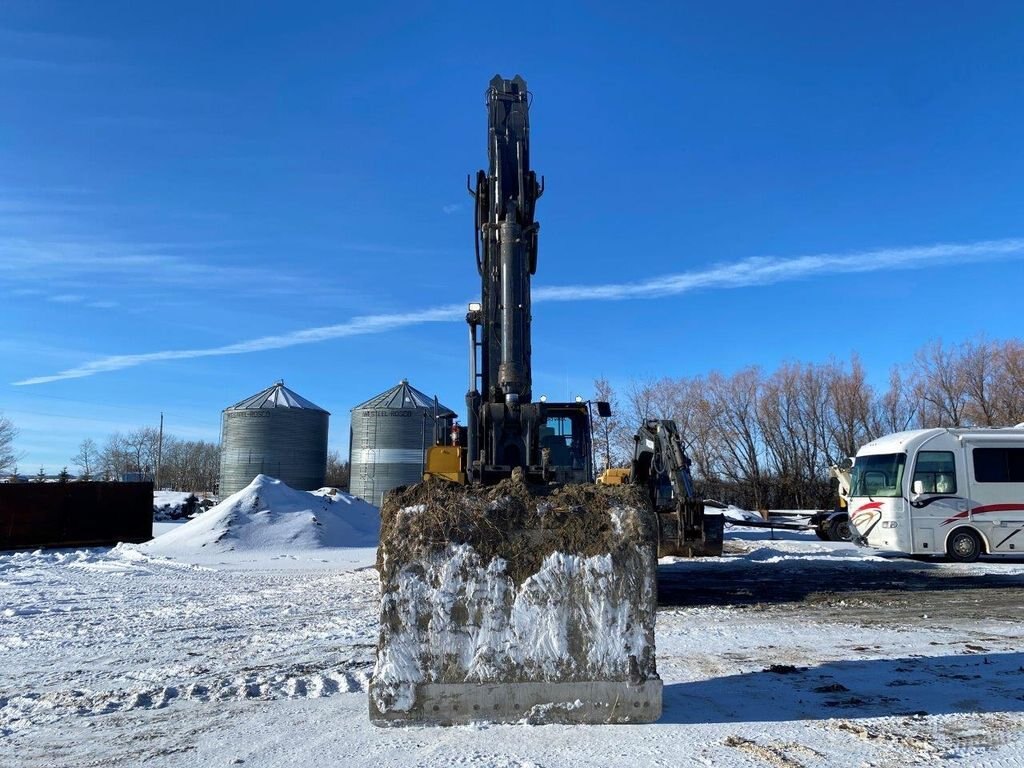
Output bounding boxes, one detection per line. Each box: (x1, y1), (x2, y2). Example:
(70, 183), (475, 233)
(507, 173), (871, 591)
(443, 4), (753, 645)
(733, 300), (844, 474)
(422, 445), (466, 484)
(596, 467), (631, 486)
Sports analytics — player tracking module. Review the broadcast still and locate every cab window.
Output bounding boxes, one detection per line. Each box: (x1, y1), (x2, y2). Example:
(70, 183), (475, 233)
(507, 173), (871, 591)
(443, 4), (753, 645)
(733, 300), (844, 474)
(912, 451), (957, 494)
(538, 415), (582, 466)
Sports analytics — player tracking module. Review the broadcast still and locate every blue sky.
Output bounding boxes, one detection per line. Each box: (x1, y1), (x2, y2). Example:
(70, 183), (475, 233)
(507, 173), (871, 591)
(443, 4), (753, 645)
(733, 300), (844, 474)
(2, 2), (1023, 472)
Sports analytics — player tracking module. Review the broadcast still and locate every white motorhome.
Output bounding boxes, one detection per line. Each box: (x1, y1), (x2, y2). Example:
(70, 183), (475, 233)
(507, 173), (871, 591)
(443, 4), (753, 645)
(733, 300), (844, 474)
(847, 427), (1024, 561)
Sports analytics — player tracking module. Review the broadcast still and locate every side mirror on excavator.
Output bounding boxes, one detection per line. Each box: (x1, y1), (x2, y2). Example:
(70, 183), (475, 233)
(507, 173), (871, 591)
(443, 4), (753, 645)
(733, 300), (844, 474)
(596, 401), (612, 418)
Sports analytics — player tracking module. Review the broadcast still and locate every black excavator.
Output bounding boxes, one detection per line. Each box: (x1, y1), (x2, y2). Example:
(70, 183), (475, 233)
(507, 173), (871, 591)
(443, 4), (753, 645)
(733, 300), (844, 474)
(371, 75), (661, 726)
(630, 419), (724, 557)
(424, 74), (607, 485)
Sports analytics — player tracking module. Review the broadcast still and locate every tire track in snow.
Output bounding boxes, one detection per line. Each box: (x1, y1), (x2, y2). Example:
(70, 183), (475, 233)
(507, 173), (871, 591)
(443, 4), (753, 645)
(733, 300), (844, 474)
(0, 547), (379, 735)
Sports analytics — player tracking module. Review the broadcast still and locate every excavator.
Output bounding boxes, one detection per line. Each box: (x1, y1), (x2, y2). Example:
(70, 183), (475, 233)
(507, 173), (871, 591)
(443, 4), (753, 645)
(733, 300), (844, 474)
(369, 75), (662, 726)
(598, 419), (724, 556)
(630, 419), (724, 557)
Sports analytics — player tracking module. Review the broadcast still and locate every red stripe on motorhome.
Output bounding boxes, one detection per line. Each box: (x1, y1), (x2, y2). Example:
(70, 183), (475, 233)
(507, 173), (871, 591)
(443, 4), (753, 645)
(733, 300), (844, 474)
(941, 503), (1024, 526)
(854, 501), (883, 513)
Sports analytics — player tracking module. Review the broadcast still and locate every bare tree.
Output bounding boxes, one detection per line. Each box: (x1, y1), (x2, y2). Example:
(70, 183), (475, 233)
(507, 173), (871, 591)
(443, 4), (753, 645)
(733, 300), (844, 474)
(826, 355), (876, 460)
(0, 412), (19, 476)
(160, 437), (220, 492)
(99, 432), (129, 480)
(707, 368), (769, 509)
(873, 366), (916, 435)
(124, 427), (161, 476)
(673, 377), (720, 484)
(755, 362), (833, 508)
(960, 337), (999, 426)
(912, 340), (969, 427)
(325, 449), (350, 489)
(592, 377), (624, 471)
(73, 438), (98, 481)
(613, 379), (657, 461)
(991, 339), (1024, 425)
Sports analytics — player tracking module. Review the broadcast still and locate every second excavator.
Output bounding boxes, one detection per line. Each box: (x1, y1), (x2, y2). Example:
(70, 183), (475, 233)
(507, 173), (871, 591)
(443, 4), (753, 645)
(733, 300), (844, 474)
(630, 419), (724, 557)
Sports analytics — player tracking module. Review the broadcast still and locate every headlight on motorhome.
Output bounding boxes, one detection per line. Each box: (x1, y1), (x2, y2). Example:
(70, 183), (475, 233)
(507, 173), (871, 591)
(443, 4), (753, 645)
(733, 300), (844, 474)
(882, 521), (899, 528)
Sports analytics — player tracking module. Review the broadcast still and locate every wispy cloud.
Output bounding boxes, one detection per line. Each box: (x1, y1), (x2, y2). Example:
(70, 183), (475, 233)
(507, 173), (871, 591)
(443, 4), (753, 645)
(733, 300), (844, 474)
(0, 189), (288, 296)
(0, 235), (267, 286)
(39, 293), (118, 309)
(14, 304), (466, 386)
(533, 238), (1024, 302)
(442, 203), (463, 215)
(13, 237), (1024, 386)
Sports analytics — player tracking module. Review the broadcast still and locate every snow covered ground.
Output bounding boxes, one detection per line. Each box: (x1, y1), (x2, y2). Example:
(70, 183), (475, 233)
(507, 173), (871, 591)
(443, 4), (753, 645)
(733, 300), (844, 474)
(2, 496), (1023, 767)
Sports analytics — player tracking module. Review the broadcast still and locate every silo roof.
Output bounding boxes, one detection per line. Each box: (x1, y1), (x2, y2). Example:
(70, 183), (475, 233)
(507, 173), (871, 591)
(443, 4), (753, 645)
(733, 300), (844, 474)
(226, 381), (329, 413)
(352, 379), (456, 416)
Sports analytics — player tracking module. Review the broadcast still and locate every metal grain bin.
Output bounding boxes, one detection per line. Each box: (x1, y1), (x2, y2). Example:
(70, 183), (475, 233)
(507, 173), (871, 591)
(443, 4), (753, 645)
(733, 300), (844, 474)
(219, 381), (329, 496)
(349, 379), (456, 506)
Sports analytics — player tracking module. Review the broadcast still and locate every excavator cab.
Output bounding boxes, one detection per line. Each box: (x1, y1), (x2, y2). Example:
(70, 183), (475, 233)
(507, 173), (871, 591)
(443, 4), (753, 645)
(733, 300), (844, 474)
(535, 403), (593, 481)
(425, 396), (599, 485)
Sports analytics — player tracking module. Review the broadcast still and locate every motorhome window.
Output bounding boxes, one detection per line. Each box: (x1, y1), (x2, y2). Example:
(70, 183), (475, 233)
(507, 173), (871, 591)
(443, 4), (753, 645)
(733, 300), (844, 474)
(850, 453), (906, 497)
(912, 451), (957, 494)
(973, 447), (1024, 483)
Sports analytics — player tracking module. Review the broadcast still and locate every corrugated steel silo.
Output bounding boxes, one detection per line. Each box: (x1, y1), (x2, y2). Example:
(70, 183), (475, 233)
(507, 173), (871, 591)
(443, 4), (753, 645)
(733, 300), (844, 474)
(219, 381), (330, 496)
(349, 379), (456, 506)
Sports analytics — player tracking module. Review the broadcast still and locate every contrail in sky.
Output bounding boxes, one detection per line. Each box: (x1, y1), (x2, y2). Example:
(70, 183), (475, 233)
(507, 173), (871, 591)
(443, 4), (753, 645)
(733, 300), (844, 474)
(13, 237), (1024, 386)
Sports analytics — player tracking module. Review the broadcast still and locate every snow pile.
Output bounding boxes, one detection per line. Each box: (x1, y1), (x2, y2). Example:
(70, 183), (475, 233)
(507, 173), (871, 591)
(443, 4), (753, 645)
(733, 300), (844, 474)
(142, 475), (379, 556)
(703, 499), (764, 524)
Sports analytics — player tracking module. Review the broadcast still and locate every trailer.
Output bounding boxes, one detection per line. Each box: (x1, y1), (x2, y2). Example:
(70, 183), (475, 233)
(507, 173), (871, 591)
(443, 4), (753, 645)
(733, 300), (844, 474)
(847, 427), (1024, 561)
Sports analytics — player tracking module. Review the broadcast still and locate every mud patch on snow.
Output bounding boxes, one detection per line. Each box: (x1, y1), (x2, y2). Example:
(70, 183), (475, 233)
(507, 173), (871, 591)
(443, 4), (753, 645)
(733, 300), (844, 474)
(723, 735), (822, 767)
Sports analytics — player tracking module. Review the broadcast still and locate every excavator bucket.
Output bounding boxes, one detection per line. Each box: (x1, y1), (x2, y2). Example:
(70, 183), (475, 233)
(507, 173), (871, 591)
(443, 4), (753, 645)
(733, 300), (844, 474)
(656, 501), (725, 558)
(369, 477), (662, 725)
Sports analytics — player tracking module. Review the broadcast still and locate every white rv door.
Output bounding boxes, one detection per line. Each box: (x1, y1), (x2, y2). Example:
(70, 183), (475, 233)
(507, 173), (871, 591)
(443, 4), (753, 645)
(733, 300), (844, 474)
(907, 448), (967, 555)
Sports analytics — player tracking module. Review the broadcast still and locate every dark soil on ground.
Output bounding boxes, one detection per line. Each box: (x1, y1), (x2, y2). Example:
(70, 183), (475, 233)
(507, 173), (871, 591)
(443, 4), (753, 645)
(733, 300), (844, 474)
(657, 555), (1024, 622)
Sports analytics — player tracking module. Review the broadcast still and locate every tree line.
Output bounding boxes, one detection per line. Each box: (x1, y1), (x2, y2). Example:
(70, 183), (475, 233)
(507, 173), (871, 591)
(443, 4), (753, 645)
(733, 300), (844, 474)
(594, 337), (1024, 511)
(2, 414), (352, 494)
(71, 428), (222, 492)
(74, 431), (351, 492)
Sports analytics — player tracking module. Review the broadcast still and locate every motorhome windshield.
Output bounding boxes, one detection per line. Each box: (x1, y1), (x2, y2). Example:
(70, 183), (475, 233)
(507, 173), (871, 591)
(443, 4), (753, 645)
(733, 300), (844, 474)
(850, 453), (906, 497)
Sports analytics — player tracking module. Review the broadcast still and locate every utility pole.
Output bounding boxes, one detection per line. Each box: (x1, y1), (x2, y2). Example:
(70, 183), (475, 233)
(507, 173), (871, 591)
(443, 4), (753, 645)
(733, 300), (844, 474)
(156, 412), (164, 489)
